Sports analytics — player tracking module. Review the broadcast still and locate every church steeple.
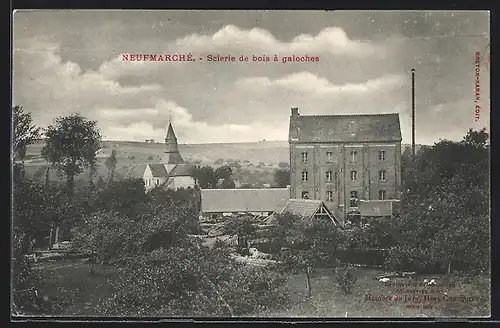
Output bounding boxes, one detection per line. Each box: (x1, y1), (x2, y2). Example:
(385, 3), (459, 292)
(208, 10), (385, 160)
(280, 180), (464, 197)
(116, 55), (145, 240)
(163, 117), (184, 165)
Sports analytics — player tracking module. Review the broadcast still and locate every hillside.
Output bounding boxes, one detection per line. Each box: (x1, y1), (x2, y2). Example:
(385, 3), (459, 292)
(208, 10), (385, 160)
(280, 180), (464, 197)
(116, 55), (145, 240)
(22, 140), (423, 185)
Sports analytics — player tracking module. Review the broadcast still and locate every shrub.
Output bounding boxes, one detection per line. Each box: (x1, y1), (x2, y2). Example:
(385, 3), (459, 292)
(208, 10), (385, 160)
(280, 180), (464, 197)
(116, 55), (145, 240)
(94, 243), (289, 316)
(335, 265), (358, 295)
(11, 232), (51, 315)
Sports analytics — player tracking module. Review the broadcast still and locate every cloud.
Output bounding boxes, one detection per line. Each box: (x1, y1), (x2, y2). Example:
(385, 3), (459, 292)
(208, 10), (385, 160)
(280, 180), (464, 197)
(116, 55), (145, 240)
(98, 24), (384, 81)
(236, 72), (404, 96)
(102, 99), (288, 144)
(13, 15), (490, 145)
(176, 25), (383, 57)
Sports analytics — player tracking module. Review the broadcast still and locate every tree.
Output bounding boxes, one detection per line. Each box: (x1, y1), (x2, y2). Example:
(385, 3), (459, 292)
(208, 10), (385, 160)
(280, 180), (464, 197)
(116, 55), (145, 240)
(12, 106), (40, 161)
(72, 202), (289, 316)
(274, 169), (290, 188)
(271, 214), (345, 297)
(192, 165), (218, 189)
(221, 215), (258, 255)
(388, 129), (489, 274)
(94, 178), (148, 217)
(105, 149), (117, 184)
(41, 114), (102, 194)
(215, 165), (233, 180)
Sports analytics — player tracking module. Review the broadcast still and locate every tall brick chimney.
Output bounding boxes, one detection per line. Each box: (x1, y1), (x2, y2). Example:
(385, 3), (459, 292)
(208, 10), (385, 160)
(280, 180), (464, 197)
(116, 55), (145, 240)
(289, 107), (300, 141)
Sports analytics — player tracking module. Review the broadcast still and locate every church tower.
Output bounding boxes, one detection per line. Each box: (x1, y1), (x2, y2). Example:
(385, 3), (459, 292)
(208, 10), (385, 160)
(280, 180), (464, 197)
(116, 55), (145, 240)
(162, 122), (185, 173)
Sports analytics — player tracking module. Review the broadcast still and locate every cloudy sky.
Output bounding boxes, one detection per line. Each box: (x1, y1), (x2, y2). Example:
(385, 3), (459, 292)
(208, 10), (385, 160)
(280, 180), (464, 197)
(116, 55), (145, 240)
(13, 10), (490, 144)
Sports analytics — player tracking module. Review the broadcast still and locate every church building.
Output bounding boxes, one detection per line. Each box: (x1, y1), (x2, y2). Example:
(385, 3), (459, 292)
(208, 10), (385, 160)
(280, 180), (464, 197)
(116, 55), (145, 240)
(126, 121), (196, 191)
(288, 107), (402, 223)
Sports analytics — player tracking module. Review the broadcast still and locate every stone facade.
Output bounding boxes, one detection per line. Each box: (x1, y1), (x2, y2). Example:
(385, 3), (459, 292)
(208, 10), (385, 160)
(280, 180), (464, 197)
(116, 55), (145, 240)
(288, 107), (402, 221)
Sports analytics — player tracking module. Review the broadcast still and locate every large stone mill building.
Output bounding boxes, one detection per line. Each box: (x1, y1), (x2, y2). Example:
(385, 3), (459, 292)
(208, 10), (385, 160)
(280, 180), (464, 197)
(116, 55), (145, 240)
(288, 107), (402, 222)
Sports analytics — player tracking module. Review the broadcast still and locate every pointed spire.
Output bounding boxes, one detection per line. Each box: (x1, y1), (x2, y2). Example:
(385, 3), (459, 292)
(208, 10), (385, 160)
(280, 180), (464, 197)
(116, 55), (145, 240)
(163, 111), (184, 165)
(166, 122), (176, 141)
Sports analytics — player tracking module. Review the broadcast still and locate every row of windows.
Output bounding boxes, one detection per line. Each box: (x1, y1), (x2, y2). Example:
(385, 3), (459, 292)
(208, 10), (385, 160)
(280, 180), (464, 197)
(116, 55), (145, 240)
(301, 170), (387, 182)
(301, 149), (386, 163)
(301, 190), (387, 202)
(145, 179), (161, 187)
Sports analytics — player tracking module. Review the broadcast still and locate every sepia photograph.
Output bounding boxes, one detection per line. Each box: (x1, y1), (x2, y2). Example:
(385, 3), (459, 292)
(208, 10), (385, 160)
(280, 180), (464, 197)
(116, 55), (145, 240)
(11, 10), (490, 319)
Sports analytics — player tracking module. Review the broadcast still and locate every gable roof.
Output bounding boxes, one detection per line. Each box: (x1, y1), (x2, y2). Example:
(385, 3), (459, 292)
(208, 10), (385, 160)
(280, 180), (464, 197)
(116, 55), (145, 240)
(269, 199), (341, 226)
(124, 164), (147, 179)
(169, 164), (193, 177)
(201, 188), (290, 213)
(280, 199), (323, 218)
(147, 164), (169, 177)
(290, 113), (401, 143)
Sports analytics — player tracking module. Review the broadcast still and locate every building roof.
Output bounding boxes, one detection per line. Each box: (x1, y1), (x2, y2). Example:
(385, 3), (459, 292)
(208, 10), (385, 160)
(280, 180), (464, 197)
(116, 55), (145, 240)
(201, 188), (290, 213)
(280, 199), (324, 218)
(290, 113), (402, 143)
(147, 164), (169, 177)
(163, 151), (185, 164)
(124, 164), (147, 179)
(265, 199), (341, 226)
(165, 123), (177, 141)
(169, 164), (194, 177)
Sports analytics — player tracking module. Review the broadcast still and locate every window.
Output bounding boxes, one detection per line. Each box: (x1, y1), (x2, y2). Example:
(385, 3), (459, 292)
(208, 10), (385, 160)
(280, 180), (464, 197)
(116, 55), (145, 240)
(350, 170), (358, 181)
(350, 150), (358, 162)
(326, 151), (333, 162)
(156, 179), (160, 185)
(301, 152), (308, 163)
(301, 191), (309, 199)
(379, 190), (386, 200)
(379, 150), (386, 161)
(379, 170), (386, 181)
(301, 170), (308, 182)
(326, 190), (333, 202)
(350, 191), (358, 207)
(326, 170), (333, 182)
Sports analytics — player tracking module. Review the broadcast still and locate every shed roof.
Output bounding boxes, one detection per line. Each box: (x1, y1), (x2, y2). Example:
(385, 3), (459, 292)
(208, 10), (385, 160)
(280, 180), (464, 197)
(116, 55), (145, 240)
(201, 188), (290, 213)
(290, 113), (401, 143)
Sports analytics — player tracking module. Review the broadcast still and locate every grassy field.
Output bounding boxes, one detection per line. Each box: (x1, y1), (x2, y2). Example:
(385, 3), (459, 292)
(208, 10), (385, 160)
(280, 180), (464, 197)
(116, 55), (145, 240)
(22, 140), (289, 186)
(32, 259), (489, 318)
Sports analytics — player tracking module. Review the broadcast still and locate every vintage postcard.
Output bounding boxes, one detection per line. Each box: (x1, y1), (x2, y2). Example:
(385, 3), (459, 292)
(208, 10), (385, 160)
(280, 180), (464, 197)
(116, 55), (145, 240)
(11, 10), (491, 319)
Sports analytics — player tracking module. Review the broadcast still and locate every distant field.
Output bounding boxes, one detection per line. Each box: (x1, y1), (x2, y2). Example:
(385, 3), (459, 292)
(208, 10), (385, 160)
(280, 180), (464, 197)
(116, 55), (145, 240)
(22, 140), (421, 185)
(22, 140), (290, 185)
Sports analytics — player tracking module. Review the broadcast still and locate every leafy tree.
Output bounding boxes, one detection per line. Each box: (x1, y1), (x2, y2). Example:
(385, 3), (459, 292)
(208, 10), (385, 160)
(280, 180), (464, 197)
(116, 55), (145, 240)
(72, 202), (289, 316)
(93, 178), (148, 217)
(192, 165), (218, 189)
(215, 165), (233, 180)
(41, 114), (101, 194)
(274, 169), (290, 188)
(13, 178), (51, 253)
(270, 213), (345, 297)
(105, 149), (117, 183)
(12, 106), (41, 161)
(388, 129), (489, 274)
(221, 215), (258, 254)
